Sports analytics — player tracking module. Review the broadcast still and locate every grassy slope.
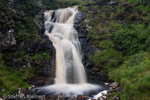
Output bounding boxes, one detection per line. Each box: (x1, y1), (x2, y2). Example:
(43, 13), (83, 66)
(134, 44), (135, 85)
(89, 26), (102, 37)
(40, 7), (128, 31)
(79, 0), (150, 99)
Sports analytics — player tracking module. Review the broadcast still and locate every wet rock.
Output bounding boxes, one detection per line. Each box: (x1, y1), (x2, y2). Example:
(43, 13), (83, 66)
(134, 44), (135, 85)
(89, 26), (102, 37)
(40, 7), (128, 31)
(106, 82), (121, 100)
(55, 94), (64, 99)
(77, 95), (87, 100)
(107, 87), (113, 93)
(109, 82), (119, 89)
(112, 95), (119, 100)
(113, 86), (120, 91)
(35, 76), (46, 86)
(98, 96), (107, 100)
(31, 75), (55, 86)
(51, 11), (56, 22)
(109, 1), (119, 6)
(74, 11), (85, 30)
(0, 29), (16, 51)
(96, 91), (108, 100)
(58, 94), (64, 99)
(108, 86), (120, 93)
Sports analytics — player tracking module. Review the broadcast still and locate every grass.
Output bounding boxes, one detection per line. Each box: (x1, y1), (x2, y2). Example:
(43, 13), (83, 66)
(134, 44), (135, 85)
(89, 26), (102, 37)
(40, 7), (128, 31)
(109, 52), (150, 100)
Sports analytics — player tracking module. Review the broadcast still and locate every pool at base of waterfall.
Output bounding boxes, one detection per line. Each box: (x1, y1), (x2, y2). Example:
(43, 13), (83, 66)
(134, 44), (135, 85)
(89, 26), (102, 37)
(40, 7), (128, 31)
(30, 83), (108, 99)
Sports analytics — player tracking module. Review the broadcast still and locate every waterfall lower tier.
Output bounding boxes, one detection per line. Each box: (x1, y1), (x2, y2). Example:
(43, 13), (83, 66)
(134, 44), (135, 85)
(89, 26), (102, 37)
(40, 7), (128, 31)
(44, 6), (86, 84)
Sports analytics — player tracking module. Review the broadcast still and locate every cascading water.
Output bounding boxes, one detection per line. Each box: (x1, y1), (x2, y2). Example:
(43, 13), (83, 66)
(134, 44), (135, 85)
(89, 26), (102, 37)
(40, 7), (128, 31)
(33, 7), (106, 98)
(44, 6), (86, 84)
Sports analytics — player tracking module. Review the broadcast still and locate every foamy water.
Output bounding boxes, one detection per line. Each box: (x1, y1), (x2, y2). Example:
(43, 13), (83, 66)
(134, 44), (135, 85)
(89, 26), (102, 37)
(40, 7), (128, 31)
(34, 83), (104, 98)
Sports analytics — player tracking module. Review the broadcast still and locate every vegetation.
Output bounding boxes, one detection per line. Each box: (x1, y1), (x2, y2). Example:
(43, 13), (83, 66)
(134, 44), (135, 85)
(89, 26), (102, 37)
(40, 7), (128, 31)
(110, 52), (150, 100)
(0, 53), (34, 96)
(0, 0), (48, 96)
(79, 0), (150, 99)
(0, 0), (150, 99)
(41, 0), (82, 9)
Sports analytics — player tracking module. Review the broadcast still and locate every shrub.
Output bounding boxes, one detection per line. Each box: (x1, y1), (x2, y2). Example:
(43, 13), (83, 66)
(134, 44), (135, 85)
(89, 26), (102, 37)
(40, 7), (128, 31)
(111, 24), (150, 55)
(91, 48), (123, 70)
(109, 52), (150, 100)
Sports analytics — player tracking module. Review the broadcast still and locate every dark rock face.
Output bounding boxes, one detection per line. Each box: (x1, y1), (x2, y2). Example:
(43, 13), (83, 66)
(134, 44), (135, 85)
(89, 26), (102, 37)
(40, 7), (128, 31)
(30, 11), (56, 86)
(0, 29), (16, 51)
(74, 11), (85, 30)
(74, 11), (106, 82)
(34, 12), (45, 30)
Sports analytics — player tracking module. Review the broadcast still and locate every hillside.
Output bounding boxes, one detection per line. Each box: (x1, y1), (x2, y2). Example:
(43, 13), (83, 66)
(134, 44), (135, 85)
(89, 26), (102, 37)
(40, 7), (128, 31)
(79, 0), (150, 99)
(0, 0), (150, 99)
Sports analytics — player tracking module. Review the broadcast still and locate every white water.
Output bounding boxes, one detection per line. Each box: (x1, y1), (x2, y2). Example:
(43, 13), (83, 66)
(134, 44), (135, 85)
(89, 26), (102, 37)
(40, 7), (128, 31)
(44, 6), (86, 84)
(37, 6), (105, 98)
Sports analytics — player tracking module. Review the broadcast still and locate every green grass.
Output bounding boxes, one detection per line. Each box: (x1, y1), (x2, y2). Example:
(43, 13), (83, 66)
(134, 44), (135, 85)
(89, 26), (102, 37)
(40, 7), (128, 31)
(0, 54), (34, 96)
(109, 52), (150, 100)
(79, 0), (150, 99)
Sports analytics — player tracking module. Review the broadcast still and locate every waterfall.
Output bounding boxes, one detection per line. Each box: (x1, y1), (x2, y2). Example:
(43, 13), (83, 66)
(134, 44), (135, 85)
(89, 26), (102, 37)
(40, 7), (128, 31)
(44, 6), (87, 84)
(33, 7), (105, 98)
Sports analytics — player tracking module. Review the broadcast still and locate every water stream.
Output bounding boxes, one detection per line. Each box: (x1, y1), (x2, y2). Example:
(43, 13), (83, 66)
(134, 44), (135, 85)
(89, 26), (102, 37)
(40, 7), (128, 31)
(33, 6), (106, 98)
(45, 6), (86, 84)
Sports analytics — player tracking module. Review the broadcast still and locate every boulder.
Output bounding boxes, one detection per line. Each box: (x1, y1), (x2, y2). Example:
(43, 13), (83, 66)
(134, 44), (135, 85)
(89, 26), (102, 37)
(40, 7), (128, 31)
(58, 93), (64, 99)
(109, 82), (119, 89)
(55, 94), (64, 99)
(112, 95), (119, 100)
(77, 95), (87, 100)
(98, 95), (108, 100)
